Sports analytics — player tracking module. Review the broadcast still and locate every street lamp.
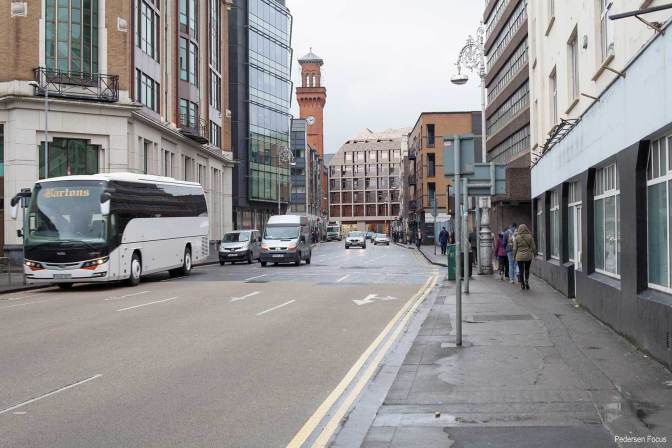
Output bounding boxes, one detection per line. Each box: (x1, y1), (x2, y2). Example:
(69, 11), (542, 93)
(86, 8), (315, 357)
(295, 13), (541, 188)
(452, 24), (493, 275)
(28, 80), (48, 178)
(277, 146), (295, 214)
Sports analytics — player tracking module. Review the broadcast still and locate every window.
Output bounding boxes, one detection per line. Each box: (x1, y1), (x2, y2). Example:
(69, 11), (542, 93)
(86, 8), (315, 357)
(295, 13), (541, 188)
(537, 198), (545, 256)
(142, 140), (150, 174)
(189, 41), (198, 86)
(209, 0), (221, 70)
(426, 124), (435, 147)
(184, 156), (194, 181)
(179, 98), (199, 129)
(161, 150), (174, 177)
(45, 0), (99, 74)
(427, 153), (436, 178)
(137, 0), (159, 61)
(210, 122), (221, 148)
(549, 68), (558, 127)
(647, 137), (672, 291)
(568, 30), (579, 101)
(135, 70), (160, 113)
(179, 0), (188, 27)
(568, 182), (582, 266)
(209, 70), (221, 110)
(179, 38), (188, 81)
(39, 138), (99, 179)
(594, 164), (620, 277)
(189, 0), (198, 38)
(600, 0), (615, 61)
(428, 182), (436, 206)
(550, 190), (560, 259)
(0, 124), (4, 177)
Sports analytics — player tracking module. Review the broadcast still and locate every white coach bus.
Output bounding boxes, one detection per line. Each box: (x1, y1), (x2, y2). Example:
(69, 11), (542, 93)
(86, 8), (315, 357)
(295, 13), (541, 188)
(10, 173), (209, 289)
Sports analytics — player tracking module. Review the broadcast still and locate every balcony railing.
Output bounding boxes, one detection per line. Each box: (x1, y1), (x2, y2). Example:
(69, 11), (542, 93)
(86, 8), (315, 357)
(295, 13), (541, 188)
(179, 114), (210, 144)
(408, 149), (417, 160)
(32, 67), (119, 102)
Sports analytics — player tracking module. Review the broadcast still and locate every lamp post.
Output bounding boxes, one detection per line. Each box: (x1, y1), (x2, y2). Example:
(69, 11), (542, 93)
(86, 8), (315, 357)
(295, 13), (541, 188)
(451, 24), (493, 275)
(277, 146), (295, 214)
(28, 80), (48, 178)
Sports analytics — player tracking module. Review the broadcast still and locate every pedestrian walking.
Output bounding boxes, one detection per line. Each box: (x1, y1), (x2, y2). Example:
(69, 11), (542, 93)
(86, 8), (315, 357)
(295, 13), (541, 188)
(469, 230), (477, 267)
(439, 226), (449, 255)
(504, 223), (518, 284)
(494, 231), (508, 280)
(513, 224), (537, 290)
(416, 229), (422, 249)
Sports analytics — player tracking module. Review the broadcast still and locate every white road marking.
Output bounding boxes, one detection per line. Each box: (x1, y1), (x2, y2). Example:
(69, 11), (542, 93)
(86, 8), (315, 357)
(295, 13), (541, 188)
(353, 294), (399, 306)
(245, 274), (267, 282)
(0, 299), (60, 311)
(105, 290), (151, 301)
(230, 291), (261, 302)
(116, 297), (178, 312)
(256, 299), (295, 316)
(13, 411), (27, 415)
(336, 275), (350, 283)
(0, 374), (103, 416)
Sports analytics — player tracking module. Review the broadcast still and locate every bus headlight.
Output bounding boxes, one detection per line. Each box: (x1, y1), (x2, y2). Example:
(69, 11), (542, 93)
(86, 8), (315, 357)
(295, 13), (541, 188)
(81, 256), (109, 270)
(24, 260), (44, 271)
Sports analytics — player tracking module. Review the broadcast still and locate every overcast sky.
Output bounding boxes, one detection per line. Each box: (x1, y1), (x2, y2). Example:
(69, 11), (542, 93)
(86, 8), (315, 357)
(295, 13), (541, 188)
(288, 0), (486, 154)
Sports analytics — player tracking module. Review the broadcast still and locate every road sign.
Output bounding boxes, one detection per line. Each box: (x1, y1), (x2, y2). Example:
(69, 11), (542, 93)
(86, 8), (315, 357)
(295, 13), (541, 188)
(444, 135), (476, 175)
(463, 163), (507, 196)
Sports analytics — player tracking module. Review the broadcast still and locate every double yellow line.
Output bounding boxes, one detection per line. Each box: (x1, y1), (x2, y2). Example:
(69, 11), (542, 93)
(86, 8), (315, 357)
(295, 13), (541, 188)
(287, 274), (438, 448)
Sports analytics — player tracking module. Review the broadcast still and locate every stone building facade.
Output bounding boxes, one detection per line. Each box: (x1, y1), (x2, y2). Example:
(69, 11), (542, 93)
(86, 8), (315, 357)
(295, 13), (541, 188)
(0, 1), (235, 261)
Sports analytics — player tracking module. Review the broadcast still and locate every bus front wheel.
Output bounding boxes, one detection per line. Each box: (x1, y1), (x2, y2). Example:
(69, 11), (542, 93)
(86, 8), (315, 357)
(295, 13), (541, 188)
(179, 247), (192, 276)
(128, 253), (142, 286)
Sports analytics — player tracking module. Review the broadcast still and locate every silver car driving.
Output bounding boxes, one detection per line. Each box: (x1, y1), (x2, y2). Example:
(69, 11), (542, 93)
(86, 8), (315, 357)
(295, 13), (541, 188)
(345, 231), (366, 249)
(219, 230), (261, 265)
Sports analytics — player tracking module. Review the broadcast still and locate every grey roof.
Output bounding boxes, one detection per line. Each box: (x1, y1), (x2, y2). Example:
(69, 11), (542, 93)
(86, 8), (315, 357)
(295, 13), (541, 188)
(298, 49), (324, 65)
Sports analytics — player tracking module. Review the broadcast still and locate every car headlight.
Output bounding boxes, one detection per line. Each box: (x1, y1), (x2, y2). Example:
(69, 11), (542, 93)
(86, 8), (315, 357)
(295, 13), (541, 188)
(25, 260), (44, 271)
(82, 257), (109, 270)
(287, 243), (297, 251)
(261, 244), (270, 252)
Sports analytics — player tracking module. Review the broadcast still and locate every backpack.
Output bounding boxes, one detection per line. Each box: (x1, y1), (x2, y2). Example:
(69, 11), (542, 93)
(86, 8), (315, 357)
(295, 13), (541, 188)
(504, 230), (513, 252)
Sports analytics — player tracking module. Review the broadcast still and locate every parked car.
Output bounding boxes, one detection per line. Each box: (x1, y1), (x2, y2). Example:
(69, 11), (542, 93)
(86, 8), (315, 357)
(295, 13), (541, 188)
(219, 230), (261, 265)
(345, 231), (367, 249)
(260, 215), (312, 267)
(374, 233), (390, 246)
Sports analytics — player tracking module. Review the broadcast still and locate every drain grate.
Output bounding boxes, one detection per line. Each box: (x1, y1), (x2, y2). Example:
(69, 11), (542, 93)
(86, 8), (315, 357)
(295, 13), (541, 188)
(469, 314), (535, 322)
(246, 279), (269, 284)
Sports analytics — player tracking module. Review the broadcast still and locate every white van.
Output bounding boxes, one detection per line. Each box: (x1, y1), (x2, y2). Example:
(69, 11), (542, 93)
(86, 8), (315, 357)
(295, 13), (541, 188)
(260, 215), (312, 266)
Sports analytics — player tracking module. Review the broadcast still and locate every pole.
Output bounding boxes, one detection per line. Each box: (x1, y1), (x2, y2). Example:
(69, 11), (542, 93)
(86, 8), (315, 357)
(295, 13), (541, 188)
(44, 86), (49, 178)
(277, 166), (281, 215)
(453, 136), (462, 347)
(476, 205), (481, 273)
(463, 178), (469, 295)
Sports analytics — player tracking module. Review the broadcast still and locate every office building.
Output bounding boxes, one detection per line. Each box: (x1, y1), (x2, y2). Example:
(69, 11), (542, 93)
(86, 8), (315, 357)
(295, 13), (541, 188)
(483, 0), (532, 234)
(289, 118), (322, 217)
(229, 0), (293, 230)
(0, 0), (234, 261)
(529, 0), (672, 369)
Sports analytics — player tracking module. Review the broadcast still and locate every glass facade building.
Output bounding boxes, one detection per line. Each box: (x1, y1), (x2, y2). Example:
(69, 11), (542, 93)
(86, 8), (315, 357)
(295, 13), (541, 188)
(248, 0), (292, 204)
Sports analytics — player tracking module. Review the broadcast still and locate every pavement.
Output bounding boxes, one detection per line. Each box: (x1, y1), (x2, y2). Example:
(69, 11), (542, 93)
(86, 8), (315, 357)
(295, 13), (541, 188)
(330, 265), (672, 447)
(0, 241), (439, 448)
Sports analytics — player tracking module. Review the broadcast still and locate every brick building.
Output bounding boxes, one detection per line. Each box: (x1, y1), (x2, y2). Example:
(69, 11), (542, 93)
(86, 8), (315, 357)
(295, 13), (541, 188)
(406, 112), (482, 243)
(0, 0), (235, 261)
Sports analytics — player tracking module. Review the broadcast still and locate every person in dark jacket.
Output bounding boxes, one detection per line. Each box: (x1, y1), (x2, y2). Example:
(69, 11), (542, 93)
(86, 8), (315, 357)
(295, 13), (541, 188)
(439, 227), (449, 255)
(513, 224), (537, 290)
(494, 231), (508, 280)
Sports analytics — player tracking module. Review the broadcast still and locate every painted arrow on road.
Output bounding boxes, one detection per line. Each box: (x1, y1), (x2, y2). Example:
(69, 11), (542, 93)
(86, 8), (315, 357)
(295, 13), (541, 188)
(230, 291), (261, 302)
(353, 294), (399, 306)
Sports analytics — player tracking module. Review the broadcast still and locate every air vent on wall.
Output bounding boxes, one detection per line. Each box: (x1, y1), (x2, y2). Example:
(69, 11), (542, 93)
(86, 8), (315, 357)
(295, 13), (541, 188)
(10, 2), (27, 17)
(117, 17), (128, 32)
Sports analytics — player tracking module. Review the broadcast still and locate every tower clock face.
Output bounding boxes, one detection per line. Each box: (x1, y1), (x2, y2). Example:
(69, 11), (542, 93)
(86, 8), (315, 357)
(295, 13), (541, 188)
(306, 116), (316, 126)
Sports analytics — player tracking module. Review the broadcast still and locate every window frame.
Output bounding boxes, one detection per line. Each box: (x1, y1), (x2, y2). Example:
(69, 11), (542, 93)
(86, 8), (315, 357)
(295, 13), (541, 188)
(536, 197), (545, 257)
(550, 190), (560, 260)
(594, 163), (620, 278)
(568, 29), (580, 102)
(567, 182), (583, 265)
(646, 136), (672, 293)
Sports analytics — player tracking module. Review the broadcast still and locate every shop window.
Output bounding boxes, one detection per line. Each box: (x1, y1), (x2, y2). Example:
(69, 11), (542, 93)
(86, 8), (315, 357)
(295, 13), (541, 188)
(594, 164), (620, 277)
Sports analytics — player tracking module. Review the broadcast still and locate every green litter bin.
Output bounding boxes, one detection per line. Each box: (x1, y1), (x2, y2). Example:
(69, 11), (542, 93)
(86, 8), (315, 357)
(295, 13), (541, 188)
(447, 244), (456, 280)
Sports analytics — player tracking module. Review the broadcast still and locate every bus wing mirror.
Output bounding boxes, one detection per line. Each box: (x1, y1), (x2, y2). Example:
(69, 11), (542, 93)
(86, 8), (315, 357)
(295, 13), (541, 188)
(10, 204), (18, 220)
(100, 192), (112, 216)
(10, 189), (32, 220)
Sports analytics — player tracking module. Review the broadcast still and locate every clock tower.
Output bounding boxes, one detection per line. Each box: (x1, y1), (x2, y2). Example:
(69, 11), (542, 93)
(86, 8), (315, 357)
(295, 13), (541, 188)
(296, 49), (327, 156)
